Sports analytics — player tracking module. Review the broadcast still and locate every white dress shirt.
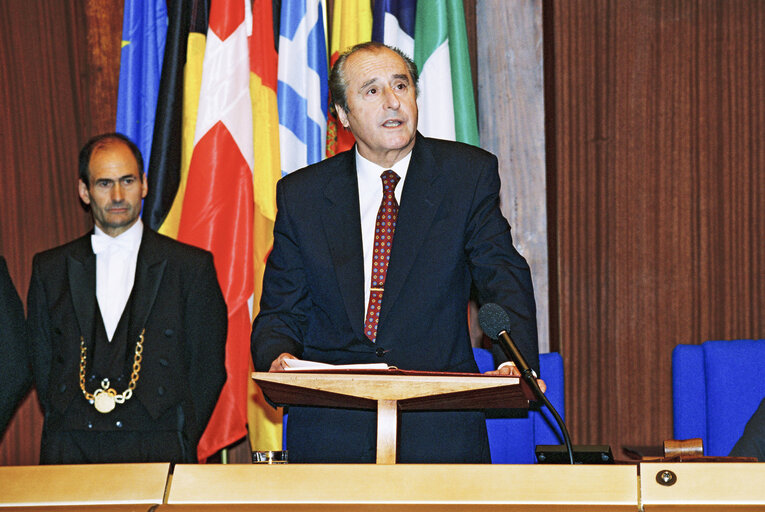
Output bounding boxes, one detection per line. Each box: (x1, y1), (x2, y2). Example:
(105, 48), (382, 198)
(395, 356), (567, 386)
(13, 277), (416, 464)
(91, 219), (143, 341)
(356, 150), (412, 313)
(355, 150), (513, 373)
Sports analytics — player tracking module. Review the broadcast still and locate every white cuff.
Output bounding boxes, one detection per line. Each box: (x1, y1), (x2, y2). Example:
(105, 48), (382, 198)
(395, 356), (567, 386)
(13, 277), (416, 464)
(497, 360), (538, 378)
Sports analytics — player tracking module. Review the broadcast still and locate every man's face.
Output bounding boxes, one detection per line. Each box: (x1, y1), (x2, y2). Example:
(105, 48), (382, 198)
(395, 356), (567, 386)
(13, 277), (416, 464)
(78, 141), (147, 237)
(336, 47), (418, 168)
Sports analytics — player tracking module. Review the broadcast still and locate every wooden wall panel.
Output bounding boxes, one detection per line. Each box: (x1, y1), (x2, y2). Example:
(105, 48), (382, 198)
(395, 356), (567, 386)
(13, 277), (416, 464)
(477, 0), (549, 353)
(0, 0), (121, 465)
(548, 0), (765, 452)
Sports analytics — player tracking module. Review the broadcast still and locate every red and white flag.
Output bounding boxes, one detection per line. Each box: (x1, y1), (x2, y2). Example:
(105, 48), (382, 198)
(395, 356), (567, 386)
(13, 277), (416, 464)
(177, 0), (254, 461)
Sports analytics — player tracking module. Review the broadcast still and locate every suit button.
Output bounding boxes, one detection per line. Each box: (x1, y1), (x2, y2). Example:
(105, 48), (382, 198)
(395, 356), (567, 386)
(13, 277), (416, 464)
(164, 329), (174, 337)
(87, 421), (93, 429)
(159, 358), (170, 367)
(157, 386), (165, 396)
(375, 347), (386, 358)
(116, 421), (123, 428)
(58, 383), (67, 393)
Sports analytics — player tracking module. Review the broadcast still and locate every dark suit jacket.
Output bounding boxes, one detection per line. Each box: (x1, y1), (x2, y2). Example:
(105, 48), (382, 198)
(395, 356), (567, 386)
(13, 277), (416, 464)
(730, 396), (765, 461)
(251, 134), (539, 462)
(27, 228), (227, 462)
(0, 256), (30, 435)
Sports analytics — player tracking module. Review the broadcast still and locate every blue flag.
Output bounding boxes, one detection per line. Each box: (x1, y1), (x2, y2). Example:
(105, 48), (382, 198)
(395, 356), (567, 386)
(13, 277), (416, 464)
(277, 0), (329, 175)
(116, 0), (169, 175)
(372, 0), (415, 59)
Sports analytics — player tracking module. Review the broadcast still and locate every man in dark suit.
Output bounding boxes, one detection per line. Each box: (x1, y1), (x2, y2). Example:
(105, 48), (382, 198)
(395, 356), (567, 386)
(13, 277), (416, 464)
(0, 255), (30, 436)
(730, 397), (765, 461)
(27, 133), (227, 464)
(251, 42), (539, 463)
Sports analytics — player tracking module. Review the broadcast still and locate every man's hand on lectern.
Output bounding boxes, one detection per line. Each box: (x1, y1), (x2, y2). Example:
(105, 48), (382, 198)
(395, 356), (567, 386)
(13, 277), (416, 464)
(270, 353), (298, 372)
(483, 364), (547, 393)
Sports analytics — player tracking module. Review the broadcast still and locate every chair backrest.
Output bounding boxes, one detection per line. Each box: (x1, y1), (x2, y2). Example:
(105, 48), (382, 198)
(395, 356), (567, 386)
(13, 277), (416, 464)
(473, 348), (566, 464)
(672, 339), (765, 456)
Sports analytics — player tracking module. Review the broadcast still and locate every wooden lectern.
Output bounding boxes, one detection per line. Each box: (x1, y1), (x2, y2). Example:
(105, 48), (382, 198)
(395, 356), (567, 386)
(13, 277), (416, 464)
(253, 370), (533, 464)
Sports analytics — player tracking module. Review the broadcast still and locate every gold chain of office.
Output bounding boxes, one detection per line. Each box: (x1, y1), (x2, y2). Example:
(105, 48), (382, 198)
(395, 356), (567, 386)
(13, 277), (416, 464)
(78, 328), (145, 414)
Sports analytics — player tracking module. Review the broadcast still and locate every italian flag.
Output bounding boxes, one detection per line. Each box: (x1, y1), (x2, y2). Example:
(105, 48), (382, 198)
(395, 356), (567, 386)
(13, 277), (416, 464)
(414, 0), (479, 146)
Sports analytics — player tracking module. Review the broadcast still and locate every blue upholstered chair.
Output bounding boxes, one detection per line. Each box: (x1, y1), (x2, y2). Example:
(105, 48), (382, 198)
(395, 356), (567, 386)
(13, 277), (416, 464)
(282, 349), (566, 463)
(672, 339), (765, 456)
(473, 348), (566, 463)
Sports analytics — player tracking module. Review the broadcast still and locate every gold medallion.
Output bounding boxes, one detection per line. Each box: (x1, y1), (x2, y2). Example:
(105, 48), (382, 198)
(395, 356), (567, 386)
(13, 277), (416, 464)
(79, 330), (145, 414)
(93, 389), (116, 414)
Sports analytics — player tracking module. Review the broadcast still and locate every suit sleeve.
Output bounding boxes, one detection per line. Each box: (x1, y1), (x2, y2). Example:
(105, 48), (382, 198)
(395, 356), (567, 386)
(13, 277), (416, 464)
(464, 154), (540, 374)
(729, 397), (765, 461)
(250, 179), (307, 371)
(0, 257), (30, 434)
(26, 254), (54, 412)
(185, 252), (227, 436)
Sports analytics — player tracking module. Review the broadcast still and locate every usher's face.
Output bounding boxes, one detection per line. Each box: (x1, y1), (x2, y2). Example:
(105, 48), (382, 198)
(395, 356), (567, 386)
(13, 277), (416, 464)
(78, 141), (147, 237)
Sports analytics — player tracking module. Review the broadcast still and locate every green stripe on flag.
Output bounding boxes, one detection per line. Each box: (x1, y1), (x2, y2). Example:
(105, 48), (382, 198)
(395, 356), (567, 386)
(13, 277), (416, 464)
(415, 0), (479, 146)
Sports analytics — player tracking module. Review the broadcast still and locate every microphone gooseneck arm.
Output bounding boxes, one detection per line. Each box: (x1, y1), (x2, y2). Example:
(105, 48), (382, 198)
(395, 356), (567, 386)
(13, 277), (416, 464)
(478, 302), (575, 464)
(495, 329), (574, 465)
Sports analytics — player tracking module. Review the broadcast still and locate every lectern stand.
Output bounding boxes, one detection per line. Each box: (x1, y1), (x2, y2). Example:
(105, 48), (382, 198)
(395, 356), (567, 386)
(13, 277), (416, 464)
(253, 370), (533, 464)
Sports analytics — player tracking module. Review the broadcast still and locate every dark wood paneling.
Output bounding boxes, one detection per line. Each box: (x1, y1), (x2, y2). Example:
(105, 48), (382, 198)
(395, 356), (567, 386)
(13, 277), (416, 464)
(548, 0), (765, 453)
(0, 0), (121, 465)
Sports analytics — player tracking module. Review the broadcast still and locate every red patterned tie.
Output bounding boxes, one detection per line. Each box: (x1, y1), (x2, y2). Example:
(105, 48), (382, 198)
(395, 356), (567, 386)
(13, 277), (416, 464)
(364, 170), (401, 342)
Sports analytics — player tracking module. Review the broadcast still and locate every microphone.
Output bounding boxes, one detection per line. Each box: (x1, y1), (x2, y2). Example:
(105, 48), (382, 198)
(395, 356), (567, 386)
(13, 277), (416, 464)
(477, 303), (575, 464)
(478, 303), (535, 380)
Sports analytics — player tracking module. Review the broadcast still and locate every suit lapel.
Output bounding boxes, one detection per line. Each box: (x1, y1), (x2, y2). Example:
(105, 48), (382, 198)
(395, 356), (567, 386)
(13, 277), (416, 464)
(321, 152), (367, 340)
(129, 229), (167, 342)
(379, 135), (442, 328)
(68, 236), (96, 341)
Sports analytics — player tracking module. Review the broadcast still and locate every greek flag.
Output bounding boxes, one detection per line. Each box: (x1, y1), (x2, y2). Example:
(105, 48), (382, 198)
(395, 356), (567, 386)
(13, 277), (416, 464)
(278, 0), (329, 175)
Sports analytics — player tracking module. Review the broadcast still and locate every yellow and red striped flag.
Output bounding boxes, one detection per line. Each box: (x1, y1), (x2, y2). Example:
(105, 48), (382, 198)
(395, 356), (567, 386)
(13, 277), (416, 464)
(325, 0), (372, 157)
(177, 0), (254, 460)
(246, 0), (283, 451)
(155, 0), (208, 239)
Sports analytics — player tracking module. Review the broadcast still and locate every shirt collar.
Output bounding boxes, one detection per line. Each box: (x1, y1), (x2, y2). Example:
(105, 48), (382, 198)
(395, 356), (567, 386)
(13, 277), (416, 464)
(355, 148), (413, 181)
(93, 218), (143, 252)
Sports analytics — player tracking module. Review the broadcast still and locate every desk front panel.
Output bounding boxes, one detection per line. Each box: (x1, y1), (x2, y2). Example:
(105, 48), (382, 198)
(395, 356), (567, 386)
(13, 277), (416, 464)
(166, 464), (638, 510)
(0, 464), (169, 508)
(640, 462), (765, 511)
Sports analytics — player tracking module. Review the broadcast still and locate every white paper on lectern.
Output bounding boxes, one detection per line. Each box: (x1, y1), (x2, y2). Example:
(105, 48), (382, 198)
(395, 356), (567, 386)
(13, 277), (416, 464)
(282, 359), (390, 371)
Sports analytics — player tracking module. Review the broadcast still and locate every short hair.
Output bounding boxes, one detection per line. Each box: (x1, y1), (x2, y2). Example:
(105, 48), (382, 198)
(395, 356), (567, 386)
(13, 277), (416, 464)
(78, 132), (144, 184)
(329, 41), (419, 115)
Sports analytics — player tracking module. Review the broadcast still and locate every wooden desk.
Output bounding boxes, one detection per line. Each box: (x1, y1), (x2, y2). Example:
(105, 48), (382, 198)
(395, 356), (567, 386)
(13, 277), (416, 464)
(163, 463), (639, 511)
(0, 463), (170, 509)
(640, 462), (765, 510)
(6, 461), (765, 510)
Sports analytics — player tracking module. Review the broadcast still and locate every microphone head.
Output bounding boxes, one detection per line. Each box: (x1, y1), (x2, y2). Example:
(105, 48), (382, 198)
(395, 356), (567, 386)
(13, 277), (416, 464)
(478, 303), (511, 341)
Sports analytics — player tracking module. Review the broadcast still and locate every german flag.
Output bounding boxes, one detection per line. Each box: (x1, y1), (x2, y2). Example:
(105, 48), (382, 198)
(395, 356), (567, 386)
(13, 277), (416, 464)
(143, 0), (209, 235)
